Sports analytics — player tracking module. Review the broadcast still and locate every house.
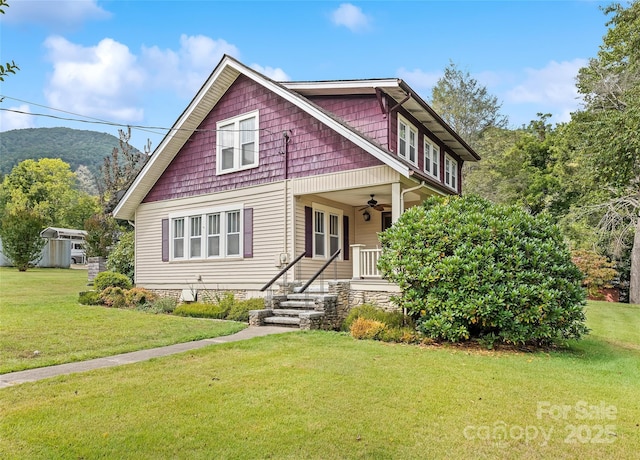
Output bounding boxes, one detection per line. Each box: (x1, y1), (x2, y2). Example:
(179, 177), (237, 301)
(113, 55), (480, 328)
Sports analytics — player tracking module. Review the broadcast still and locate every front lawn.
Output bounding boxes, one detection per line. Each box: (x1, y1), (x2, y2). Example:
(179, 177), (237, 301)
(0, 268), (246, 373)
(0, 295), (638, 458)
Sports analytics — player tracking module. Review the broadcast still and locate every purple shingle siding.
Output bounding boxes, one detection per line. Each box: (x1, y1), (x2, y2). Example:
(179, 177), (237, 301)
(143, 76), (384, 203)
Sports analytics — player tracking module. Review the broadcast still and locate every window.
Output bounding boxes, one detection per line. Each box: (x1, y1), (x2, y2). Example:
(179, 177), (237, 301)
(444, 154), (458, 190)
(312, 204), (342, 259)
(190, 216), (202, 258)
(173, 218), (185, 259)
(398, 115), (417, 165)
(217, 111), (259, 174)
(424, 139), (440, 179)
(226, 210), (241, 256)
(170, 207), (244, 260)
(207, 213), (220, 257)
(314, 210), (325, 257)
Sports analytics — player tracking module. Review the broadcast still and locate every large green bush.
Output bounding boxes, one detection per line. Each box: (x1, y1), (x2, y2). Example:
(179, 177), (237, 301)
(94, 271), (132, 291)
(106, 230), (134, 282)
(378, 195), (588, 346)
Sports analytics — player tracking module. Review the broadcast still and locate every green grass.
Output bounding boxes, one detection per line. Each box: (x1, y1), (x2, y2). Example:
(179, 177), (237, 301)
(0, 269), (638, 458)
(0, 267), (246, 373)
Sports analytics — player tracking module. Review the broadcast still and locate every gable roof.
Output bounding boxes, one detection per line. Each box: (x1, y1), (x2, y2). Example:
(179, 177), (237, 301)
(113, 55), (479, 221)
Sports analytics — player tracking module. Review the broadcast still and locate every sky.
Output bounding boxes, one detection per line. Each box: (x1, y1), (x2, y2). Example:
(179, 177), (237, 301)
(0, 0), (612, 151)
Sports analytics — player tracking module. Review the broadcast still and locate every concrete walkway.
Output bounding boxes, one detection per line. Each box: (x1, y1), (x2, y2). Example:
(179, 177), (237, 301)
(0, 326), (295, 389)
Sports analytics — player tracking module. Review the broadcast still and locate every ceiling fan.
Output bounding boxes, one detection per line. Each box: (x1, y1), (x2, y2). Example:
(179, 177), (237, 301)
(358, 194), (389, 212)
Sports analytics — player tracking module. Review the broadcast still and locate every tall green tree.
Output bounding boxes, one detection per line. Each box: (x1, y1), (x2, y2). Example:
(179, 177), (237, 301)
(0, 158), (99, 229)
(430, 61), (508, 148)
(0, 208), (46, 271)
(569, 1), (640, 303)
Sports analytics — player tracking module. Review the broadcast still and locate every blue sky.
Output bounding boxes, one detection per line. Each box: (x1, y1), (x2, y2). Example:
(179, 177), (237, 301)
(1, 0), (610, 150)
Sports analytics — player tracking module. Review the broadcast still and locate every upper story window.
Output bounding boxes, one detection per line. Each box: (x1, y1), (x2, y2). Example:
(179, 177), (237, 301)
(170, 206), (244, 260)
(398, 115), (417, 165)
(217, 110), (259, 174)
(424, 139), (440, 179)
(444, 154), (458, 191)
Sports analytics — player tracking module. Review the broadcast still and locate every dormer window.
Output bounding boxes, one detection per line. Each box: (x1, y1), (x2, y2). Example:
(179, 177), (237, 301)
(217, 110), (259, 174)
(398, 115), (417, 165)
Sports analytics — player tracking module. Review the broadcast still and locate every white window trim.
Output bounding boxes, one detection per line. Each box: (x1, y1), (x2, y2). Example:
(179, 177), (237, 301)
(311, 202), (343, 260)
(424, 138), (440, 179)
(169, 204), (244, 261)
(444, 154), (459, 191)
(397, 114), (418, 166)
(216, 110), (259, 175)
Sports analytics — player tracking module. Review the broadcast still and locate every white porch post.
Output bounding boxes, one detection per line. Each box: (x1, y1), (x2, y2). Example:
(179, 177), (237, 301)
(351, 244), (365, 279)
(391, 182), (402, 222)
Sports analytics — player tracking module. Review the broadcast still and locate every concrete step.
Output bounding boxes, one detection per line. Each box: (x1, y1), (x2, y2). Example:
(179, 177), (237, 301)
(286, 293), (336, 301)
(272, 309), (317, 317)
(263, 316), (301, 327)
(280, 300), (316, 309)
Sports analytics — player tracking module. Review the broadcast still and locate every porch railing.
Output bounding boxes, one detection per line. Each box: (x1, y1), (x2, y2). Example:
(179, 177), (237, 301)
(351, 244), (382, 279)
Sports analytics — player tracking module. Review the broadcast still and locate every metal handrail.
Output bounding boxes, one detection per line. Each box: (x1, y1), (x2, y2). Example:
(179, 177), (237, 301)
(298, 249), (341, 293)
(260, 251), (307, 292)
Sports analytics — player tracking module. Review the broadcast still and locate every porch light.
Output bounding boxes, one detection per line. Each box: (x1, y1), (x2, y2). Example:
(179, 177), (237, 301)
(362, 210), (371, 222)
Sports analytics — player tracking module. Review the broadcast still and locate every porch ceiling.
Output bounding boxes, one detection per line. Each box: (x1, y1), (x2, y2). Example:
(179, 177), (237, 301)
(313, 186), (426, 209)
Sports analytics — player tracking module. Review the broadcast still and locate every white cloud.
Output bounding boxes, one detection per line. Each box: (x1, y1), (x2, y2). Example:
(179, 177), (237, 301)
(397, 67), (441, 90)
(331, 3), (371, 32)
(44, 36), (145, 122)
(251, 64), (290, 81)
(141, 35), (239, 96)
(0, 104), (35, 131)
(506, 59), (586, 107)
(4, 0), (110, 27)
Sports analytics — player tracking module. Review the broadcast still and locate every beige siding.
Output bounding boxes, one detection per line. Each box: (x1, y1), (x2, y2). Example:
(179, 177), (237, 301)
(294, 195), (354, 281)
(135, 181), (288, 290)
(292, 165), (399, 195)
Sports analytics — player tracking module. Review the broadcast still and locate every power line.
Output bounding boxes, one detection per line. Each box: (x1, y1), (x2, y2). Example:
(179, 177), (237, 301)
(0, 95), (275, 136)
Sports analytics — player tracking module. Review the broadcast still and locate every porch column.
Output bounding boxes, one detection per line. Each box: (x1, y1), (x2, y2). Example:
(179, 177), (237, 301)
(351, 244), (365, 279)
(391, 182), (402, 222)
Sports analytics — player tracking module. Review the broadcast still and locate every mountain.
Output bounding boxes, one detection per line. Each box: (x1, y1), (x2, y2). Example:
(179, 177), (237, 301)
(0, 127), (126, 179)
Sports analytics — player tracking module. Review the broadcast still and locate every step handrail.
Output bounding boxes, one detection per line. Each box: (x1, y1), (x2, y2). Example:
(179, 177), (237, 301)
(298, 249), (341, 293)
(260, 251), (307, 292)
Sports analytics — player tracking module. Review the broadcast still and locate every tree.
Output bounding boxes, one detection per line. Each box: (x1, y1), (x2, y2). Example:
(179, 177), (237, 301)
(98, 127), (150, 214)
(0, 208), (46, 271)
(84, 214), (118, 258)
(0, 158), (99, 229)
(430, 61), (508, 148)
(0, 1), (19, 83)
(378, 195), (588, 347)
(569, 1), (640, 303)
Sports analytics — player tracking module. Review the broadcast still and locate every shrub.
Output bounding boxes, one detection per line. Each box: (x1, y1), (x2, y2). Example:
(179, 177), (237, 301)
(124, 287), (159, 309)
(106, 230), (134, 282)
(378, 327), (423, 344)
(350, 317), (386, 340)
(378, 195), (588, 347)
(173, 302), (229, 319)
(94, 271), (132, 291)
(571, 249), (618, 299)
(78, 290), (101, 305)
(226, 298), (264, 322)
(342, 304), (412, 331)
(100, 286), (127, 309)
(152, 296), (178, 314)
